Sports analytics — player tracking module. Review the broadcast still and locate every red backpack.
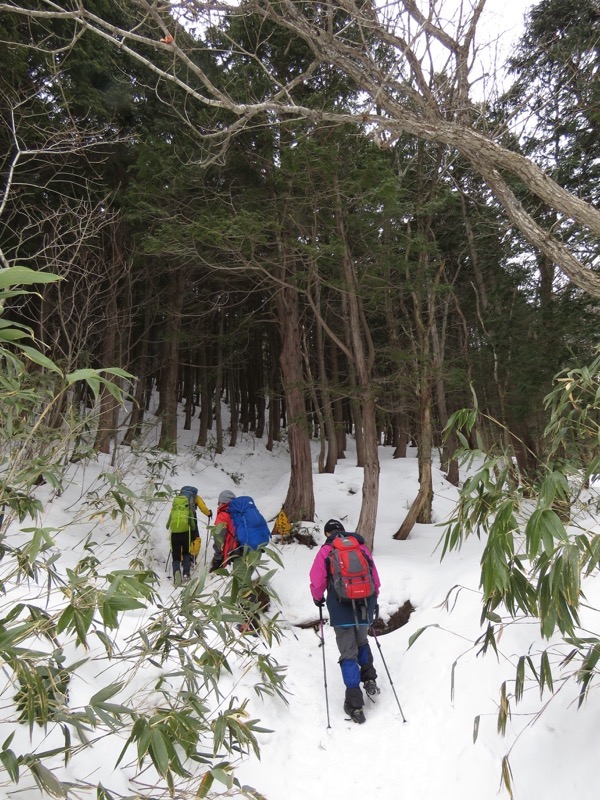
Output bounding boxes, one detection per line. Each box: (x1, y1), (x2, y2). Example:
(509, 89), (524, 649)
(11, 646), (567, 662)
(328, 535), (375, 602)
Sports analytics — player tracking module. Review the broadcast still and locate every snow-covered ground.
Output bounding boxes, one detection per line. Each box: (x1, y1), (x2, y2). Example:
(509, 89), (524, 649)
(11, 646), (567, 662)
(3, 410), (600, 800)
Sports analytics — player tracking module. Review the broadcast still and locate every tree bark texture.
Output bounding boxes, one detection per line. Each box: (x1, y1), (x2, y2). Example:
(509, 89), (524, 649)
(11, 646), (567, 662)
(157, 270), (186, 453)
(276, 282), (315, 521)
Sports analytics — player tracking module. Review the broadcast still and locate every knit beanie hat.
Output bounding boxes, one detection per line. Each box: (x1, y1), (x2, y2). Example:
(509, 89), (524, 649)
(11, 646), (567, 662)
(218, 489), (236, 505)
(324, 519), (345, 534)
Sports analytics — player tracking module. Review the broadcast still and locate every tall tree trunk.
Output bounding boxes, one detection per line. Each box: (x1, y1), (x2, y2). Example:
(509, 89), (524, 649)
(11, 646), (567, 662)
(430, 313), (459, 486)
(251, 328), (265, 437)
(395, 381), (433, 539)
(394, 149), (442, 538)
(122, 295), (152, 447)
(330, 344), (346, 459)
(183, 358), (194, 431)
(240, 371), (250, 433)
(334, 175), (379, 550)
(347, 364), (365, 469)
(302, 328), (327, 473)
(266, 328), (281, 451)
(122, 368), (147, 448)
(395, 262), (436, 542)
(197, 337), (212, 447)
(93, 235), (124, 455)
(214, 312), (224, 455)
(276, 280), (315, 521)
(309, 199), (338, 473)
(157, 270), (185, 453)
(317, 324), (338, 474)
(229, 371), (239, 447)
(267, 392), (279, 451)
(392, 412), (409, 459)
(197, 377), (211, 447)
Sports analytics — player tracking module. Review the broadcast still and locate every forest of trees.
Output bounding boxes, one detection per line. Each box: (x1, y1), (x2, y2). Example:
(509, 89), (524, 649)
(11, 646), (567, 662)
(1, 0), (598, 549)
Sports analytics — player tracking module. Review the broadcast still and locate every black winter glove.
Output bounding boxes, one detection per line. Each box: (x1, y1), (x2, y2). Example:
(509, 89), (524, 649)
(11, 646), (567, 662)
(313, 598), (325, 608)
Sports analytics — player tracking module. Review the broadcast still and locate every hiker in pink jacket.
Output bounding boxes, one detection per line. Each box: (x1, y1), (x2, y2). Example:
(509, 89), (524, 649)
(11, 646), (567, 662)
(309, 519), (381, 724)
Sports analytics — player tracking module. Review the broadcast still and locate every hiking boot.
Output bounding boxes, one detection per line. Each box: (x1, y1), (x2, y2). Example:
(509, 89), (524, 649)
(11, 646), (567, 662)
(364, 679), (380, 697)
(343, 702), (366, 724)
(173, 570), (182, 587)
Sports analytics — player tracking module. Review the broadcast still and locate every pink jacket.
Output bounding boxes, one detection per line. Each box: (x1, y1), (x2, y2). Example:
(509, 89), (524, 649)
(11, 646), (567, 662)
(309, 537), (381, 602)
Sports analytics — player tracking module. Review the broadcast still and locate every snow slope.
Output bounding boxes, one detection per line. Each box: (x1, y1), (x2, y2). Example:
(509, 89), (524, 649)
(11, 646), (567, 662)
(3, 415), (600, 800)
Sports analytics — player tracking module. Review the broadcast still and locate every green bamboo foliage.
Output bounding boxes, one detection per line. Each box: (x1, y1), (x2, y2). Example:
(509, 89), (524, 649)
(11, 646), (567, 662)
(442, 348), (600, 793)
(442, 385), (598, 643)
(0, 271), (287, 798)
(442, 346), (600, 797)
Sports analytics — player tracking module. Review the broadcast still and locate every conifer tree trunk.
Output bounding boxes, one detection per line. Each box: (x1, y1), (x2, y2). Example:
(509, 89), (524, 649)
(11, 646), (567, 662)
(183, 358), (194, 431)
(317, 320), (338, 473)
(239, 371), (250, 433)
(93, 229), (126, 455)
(395, 379), (433, 540)
(381, 249), (411, 462)
(93, 339), (118, 454)
(157, 270), (185, 453)
(346, 359), (365, 468)
(395, 144), (448, 537)
(254, 330), (266, 438)
(197, 354), (212, 448)
(214, 312), (224, 455)
(254, 329), (266, 438)
(122, 357), (147, 447)
(302, 326), (329, 473)
(266, 329), (281, 451)
(276, 278), (315, 521)
(394, 275), (435, 536)
(307, 203), (338, 473)
(229, 371), (239, 447)
(122, 292), (153, 447)
(431, 312), (459, 486)
(334, 176), (378, 549)
(267, 392), (280, 451)
(395, 242), (437, 541)
(330, 344), (346, 459)
(392, 412), (409, 459)
(256, 395), (266, 439)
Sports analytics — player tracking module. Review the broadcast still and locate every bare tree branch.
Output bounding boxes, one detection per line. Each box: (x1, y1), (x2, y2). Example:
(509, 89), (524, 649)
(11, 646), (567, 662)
(1, 0), (598, 295)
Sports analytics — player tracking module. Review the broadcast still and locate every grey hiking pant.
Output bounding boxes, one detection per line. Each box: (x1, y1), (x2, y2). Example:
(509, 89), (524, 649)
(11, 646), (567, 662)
(334, 625), (377, 708)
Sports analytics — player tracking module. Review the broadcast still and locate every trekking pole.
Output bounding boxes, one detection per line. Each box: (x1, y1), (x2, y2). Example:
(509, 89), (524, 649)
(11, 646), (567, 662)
(273, 601), (299, 640)
(318, 605), (332, 730)
(370, 626), (407, 723)
(165, 550), (171, 576)
(204, 515), (211, 566)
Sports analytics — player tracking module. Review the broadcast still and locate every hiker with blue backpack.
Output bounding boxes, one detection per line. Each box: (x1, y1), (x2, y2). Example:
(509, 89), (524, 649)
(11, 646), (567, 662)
(209, 489), (238, 572)
(309, 519), (381, 724)
(167, 486), (212, 586)
(209, 489), (271, 634)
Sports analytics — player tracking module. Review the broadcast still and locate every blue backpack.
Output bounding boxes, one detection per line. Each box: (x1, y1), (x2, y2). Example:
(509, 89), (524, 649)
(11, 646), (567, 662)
(180, 485), (198, 511)
(228, 496), (271, 550)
